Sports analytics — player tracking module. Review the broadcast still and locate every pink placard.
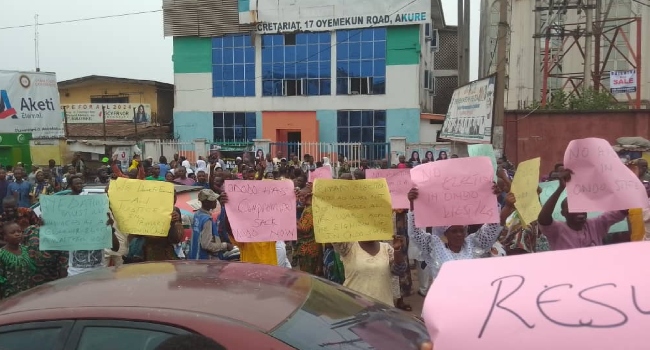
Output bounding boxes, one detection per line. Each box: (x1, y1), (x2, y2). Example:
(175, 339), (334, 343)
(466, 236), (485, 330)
(223, 180), (297, 242)
(564, 137), (648, 212)
(308, 166), (333, 182)
(410, 157), (499, 227)
(423, 242), (650, 350)
(366, 169), (414, 209)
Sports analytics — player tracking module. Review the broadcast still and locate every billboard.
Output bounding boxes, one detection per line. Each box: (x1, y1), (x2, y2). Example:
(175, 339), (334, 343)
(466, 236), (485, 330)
(440, 76), (496, 144)
(241, 0), (431, 34)
(0, 71), (64, 138)
(61, 103), (152, 124)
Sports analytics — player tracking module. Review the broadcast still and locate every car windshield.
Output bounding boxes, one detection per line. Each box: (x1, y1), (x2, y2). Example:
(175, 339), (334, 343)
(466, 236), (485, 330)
(270, 279), (429, 349)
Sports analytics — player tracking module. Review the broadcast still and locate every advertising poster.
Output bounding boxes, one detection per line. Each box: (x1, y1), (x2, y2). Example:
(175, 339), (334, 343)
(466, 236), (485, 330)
(0, 71), (64, 138)
(61, 103), (152, 124)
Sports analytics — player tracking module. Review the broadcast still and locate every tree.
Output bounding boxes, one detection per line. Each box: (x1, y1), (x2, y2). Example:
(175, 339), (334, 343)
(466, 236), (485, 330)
(529, 88), (625, 111)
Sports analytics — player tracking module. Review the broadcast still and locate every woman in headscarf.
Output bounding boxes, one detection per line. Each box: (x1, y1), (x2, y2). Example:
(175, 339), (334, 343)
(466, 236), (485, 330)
(295, 187), (323, 276)
(406, 187), (516, 282)
(29, 170), (54, 204)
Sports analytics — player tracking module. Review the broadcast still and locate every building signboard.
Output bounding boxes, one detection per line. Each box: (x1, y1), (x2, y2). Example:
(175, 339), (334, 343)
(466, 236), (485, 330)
(439, 75), (496, 144)
(0, 71), (64, 138)
(610, 70), (637, 94)
(241, 0), (431, 34)
(61, 103), (151, 124)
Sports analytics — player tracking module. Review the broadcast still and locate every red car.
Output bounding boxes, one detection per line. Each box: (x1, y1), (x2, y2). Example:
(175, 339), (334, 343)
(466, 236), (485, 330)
(0, 261), (430, 350)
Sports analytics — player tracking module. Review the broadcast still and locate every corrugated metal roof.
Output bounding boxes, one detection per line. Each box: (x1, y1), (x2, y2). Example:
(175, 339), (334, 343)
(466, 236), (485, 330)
(164, 0), (253, 38)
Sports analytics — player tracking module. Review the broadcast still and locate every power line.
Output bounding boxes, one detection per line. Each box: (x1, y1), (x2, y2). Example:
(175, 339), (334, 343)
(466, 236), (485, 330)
(177, 0), (420, 92)
(0, 9), (162, 30)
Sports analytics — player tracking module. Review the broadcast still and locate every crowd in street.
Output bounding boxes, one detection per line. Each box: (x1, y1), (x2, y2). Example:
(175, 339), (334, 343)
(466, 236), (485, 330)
(1, 148), (649, 322)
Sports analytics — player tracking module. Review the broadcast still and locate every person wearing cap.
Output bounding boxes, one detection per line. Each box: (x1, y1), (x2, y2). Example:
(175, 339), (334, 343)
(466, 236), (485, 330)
(406, 186), (516, 283)
(189, 189), (233, 260)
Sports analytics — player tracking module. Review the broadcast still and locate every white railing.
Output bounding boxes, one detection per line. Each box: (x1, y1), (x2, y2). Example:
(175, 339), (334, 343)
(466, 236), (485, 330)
(143, 139), (197, 163)
(268, 142), (390, 168)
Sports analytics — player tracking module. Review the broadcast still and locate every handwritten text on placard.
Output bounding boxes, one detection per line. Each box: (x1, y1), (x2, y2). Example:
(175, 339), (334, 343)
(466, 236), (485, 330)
(410, 157), (499, 227)
(108, 178), (174, 236)
(223, 180), (297, 242)
(39, 195), (112, 251)
(365, 169), (414, 209)
(423, 242), (650, 350)
(312, 179), (393, 243)
(510, 157), (542, 226)
(564, 137), (648, 212)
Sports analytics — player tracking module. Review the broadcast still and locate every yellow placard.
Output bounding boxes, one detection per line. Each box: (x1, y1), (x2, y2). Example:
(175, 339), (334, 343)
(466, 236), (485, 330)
(312, 179), (393, 243)
(510, 157), (542, 226)
(108, 178), (174, 237)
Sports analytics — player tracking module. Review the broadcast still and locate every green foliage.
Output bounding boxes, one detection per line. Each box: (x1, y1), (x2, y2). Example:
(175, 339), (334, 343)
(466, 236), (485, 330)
(528, 88), (625, 111)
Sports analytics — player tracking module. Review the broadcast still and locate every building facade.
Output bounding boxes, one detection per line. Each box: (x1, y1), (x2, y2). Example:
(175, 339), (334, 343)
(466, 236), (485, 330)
(165, 0), (456, 157)
(479, 0), (650, 110)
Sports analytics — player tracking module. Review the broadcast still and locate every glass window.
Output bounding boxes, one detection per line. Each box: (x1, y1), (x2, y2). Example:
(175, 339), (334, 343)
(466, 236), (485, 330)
(212, 34), (256, 97)
(261, 32), (332, 96)
(0, 328), (64, 350)
(336, 28), (386, 95)
(213, 112), (257, 142)
(75, 327), (175, 350)
(336, 110), (387, 148)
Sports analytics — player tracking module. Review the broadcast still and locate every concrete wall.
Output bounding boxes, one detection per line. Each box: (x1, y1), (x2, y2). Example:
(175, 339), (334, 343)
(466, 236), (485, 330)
(504, 110), (650, 175)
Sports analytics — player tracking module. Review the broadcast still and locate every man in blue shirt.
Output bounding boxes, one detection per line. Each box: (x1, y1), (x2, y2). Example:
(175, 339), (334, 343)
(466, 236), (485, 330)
(6, 167), (32, 208)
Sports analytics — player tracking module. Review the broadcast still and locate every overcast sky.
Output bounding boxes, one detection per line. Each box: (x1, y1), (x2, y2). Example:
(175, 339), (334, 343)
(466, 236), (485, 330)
(0, 0), (480, 84)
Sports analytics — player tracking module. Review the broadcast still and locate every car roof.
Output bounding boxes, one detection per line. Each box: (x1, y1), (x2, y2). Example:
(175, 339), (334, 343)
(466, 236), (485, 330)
(0, 261), (311, 332)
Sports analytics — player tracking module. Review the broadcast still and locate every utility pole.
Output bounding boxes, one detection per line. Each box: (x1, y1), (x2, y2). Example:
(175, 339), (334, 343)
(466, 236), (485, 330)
(463, 0), (470, 82)
(493, 0), (508, 155)
(34, 14), (40, 72)
(533, 4), (541, 103)
(583, 0), (593, 89)
(458, 0), (465, 85)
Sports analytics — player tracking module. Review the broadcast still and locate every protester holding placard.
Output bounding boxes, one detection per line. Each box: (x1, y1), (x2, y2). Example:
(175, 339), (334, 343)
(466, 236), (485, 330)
(406, 187), (515, 281)
(538, 169), (628, 250)
(295, 187), (323, 276)
(217, 191), (278, 266)
(65, 177), (119, 276)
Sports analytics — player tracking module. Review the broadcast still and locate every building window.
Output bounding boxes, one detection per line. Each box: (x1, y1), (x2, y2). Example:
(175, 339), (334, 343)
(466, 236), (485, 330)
(336, 28), (386, 95)
(336, 110), (386, 143)
(262, 32), (332, 96)
(212, 35), (255, 97)
(213, 112), (256, 142)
